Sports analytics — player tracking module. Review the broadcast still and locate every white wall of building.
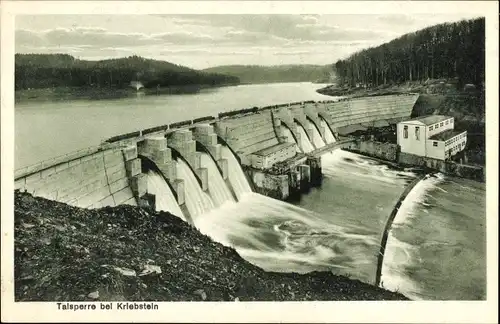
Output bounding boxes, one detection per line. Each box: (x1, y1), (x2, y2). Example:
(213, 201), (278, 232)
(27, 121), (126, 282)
(426, 117), (454, 138)
(397, 122), (426, 156)
(425, 140), (445, 160)
(444, 131), (467, 159)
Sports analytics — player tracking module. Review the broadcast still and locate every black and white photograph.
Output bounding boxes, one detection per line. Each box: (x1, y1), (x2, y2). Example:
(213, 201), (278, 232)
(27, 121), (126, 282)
(1, 1), (498, 323)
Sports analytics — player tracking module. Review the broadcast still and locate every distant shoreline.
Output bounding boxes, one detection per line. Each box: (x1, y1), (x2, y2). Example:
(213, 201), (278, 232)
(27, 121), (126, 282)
(15, 84), (235, 103)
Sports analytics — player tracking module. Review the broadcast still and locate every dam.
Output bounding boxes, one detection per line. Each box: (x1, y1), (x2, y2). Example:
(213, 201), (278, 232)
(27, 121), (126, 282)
(14, 93), (419, 219)
(13, 88), (487, 300)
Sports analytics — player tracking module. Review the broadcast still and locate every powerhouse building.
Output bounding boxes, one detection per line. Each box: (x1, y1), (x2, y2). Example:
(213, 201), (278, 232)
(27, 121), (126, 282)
(397, 115), (467, 160)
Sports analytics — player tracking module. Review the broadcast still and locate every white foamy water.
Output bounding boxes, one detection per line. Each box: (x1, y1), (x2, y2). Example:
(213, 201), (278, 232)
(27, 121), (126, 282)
(380, 174), (446, 300)
(196, 192), (380, 274)
(296, 123), (314, 153)
(321, 150), (416, 186)
(221, 145), (252, 200)
(176, 159), (215, 219)
(321, 119), (336, 144)
(200, 152), (236, 207)
(309, 120), (326, 148)
(145, 170), (185, 220)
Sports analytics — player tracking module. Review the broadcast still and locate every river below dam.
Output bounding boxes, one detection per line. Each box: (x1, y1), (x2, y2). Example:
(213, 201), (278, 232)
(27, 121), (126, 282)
(14, 82), (486, 300)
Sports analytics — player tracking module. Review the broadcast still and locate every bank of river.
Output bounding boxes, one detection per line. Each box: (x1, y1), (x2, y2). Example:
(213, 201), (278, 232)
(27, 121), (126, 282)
(15, 84), (235, 103)
(14, 190), (407, 301)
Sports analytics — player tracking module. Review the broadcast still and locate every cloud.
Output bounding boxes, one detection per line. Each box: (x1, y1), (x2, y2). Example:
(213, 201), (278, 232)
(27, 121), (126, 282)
(154, 31), (218, 45)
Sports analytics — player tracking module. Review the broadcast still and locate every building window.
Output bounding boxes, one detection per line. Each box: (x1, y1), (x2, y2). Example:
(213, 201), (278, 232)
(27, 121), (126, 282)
(415, 126), (420, 140)
(440, 122), (444, 127)
(445, 120), (449, 125)
(429, 126), (433, 131)
(433, 141), (438, 147)
(403, 125), (408, 139)
(435, 124), (439, 129)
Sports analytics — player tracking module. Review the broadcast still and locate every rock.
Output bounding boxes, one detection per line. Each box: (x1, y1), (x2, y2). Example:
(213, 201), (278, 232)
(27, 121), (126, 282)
(87, 291), (99, 299)
(102, 265), (137, 277)
(194, 289), (207, 300)
(139, 264), (162, 276)
(234, 297), (240, 302)
(21, 223), (35, 229)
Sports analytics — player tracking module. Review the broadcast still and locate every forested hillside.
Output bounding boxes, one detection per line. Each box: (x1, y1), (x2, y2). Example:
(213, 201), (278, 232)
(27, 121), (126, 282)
(15, 54), (240, 90)
(333, 17), (484, 89)
(202, 64), (332, 84)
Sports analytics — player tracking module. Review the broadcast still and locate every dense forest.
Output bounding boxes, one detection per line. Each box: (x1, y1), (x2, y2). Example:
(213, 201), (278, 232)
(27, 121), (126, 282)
(15, 54), (240, 90)
(333, 17), (484, 89)
(202, 64), (332, 84)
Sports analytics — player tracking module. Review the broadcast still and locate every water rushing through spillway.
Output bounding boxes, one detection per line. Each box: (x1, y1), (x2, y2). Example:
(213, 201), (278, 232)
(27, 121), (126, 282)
(176, 159), (215, 219)
(200, 152), (236, 207)
(295, 123), (315, 153)
(221, 146), (252, 200)
(145, 170), (185, 220)
(309, 120), (326, 149)
(321, 119), (336, 144)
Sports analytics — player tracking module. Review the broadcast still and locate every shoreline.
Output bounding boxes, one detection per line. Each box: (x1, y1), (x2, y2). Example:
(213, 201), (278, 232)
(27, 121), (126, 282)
(15, 83), (237, 103)
(375, 173), (428, 287)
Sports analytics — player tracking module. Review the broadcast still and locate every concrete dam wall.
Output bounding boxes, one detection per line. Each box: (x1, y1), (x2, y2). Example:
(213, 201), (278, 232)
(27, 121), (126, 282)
(14, 146), (142, 209)
(14, 93), (419, 212)
(323, 93), (419, 134)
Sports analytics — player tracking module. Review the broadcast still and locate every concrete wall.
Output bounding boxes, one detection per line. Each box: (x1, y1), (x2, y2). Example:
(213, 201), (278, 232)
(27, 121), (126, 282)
(214, 111), (279, 165)
(192, 124), (229, 180)
(138, 135), (185, 205)
(398, 151), (484, 182)
(348, 140), (399, 162)
(14, 147), (140, 209)
(167, 130), (209, 191)
(325, 94), (419, 132)
(247, 169), (290, 200)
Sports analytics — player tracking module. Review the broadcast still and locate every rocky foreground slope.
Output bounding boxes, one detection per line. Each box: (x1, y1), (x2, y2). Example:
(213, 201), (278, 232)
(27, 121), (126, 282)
(14, 191), (408, 301)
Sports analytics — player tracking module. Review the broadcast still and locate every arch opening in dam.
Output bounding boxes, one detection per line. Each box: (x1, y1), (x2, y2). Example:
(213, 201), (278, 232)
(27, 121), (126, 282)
(294, 120), (315, 153)
(138, 155), (185, 219)
(306, 116), (326, 149)
(280, 123), (302, 153)
(176, 158), (215, 221)
(320, 116), (337, 144)
(199, 151), (237, 207)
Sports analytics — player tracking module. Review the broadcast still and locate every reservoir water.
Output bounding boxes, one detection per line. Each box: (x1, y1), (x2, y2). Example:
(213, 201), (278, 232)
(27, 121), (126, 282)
(14, 82), (486, 300)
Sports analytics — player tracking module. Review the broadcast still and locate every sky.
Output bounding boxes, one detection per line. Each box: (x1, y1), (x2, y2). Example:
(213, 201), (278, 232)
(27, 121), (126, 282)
(15, 14), (480, 69)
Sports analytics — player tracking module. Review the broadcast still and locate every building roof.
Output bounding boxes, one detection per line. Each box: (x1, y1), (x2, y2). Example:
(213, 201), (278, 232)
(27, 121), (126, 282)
(429, 129), (465, 141)
(253, 142), (296, 157)
(403, 115), (451, 126)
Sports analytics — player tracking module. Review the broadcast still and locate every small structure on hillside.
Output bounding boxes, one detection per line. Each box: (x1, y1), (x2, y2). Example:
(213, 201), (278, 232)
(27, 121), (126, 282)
(397, 115), (467, 160)
(130, 81), (144, 91)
